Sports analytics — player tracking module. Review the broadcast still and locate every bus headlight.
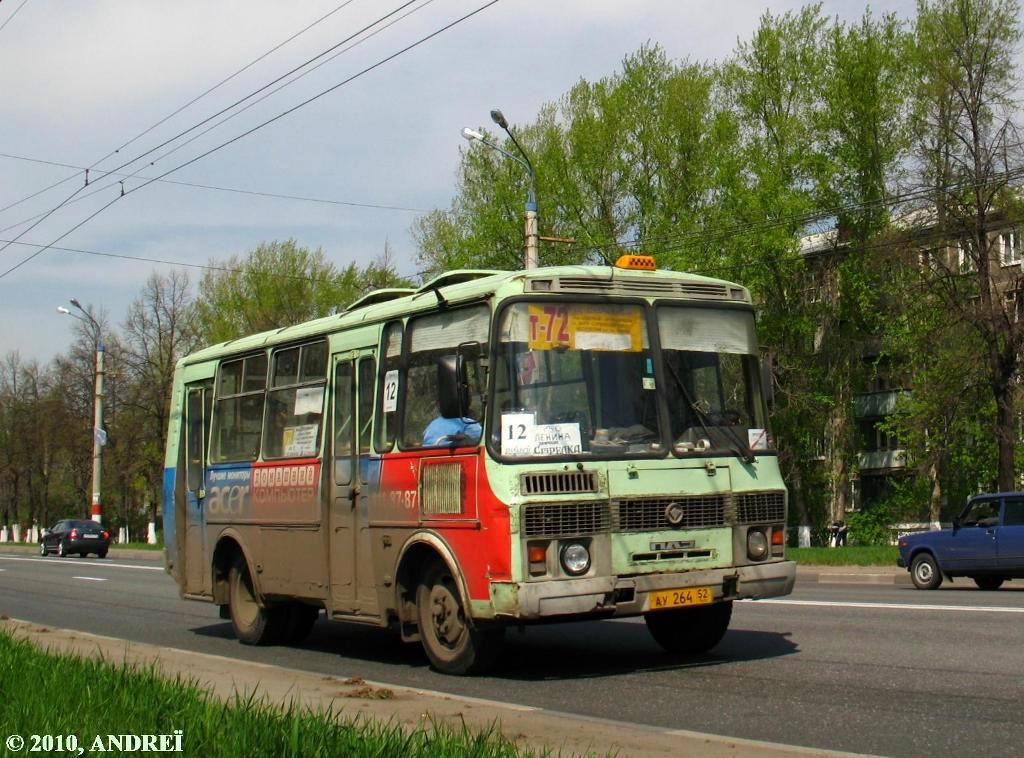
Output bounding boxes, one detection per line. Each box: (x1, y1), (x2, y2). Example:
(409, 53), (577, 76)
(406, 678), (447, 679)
(560, 542), (591, 576)
(747, 529), (768, 561)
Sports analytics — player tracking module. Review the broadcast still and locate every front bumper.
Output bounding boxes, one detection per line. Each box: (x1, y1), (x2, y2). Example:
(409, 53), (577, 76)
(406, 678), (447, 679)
(501, 560), (796, 620)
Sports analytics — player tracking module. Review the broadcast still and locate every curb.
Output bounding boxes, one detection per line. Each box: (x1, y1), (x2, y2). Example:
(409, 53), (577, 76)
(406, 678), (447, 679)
(796, 567), (910, 586)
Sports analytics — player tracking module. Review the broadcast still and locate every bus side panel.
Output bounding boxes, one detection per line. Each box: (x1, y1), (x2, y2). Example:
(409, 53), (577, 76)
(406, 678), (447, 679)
(162, 466), (177, 574)
(162, 372), (185, 579)
(376, 448), (511, 601)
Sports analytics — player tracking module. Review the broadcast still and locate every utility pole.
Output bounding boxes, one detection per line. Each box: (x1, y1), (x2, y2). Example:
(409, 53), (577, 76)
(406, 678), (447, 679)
(58, 300), (105, 524)
(462, 107), (539, 269)
(90, 343), (105, 524)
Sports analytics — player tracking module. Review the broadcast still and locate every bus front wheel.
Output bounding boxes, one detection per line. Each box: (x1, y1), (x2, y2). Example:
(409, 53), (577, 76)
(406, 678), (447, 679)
(645, 600), (733, 656)
(416, 562), (503, 675)
(228, 557), (285, 645)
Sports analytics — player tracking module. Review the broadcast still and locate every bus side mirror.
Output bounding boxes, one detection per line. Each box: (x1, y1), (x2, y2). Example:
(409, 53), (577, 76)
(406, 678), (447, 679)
(438, 354), (470, 418)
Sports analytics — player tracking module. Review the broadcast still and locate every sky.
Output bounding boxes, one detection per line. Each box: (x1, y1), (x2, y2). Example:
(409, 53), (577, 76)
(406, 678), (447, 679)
(0, 0), (918, 364)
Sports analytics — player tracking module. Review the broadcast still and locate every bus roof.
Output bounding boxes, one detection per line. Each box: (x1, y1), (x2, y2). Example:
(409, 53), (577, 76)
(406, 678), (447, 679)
(179, 264), (751, 367)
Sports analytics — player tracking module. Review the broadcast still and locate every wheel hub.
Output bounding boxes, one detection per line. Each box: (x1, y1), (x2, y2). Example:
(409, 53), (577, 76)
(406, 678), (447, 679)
(430, 587), (464, 647)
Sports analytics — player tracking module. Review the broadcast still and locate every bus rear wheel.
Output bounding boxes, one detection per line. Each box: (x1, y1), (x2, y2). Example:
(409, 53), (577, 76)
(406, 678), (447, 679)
(645, 600), (733, 656)
(416, 562), (502, 675)
(228, 557), (286, 645)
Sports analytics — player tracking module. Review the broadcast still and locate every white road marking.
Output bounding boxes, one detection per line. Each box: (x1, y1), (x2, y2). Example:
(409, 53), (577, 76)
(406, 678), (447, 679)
(0, 555), (163, 571)
(746, 598), (1024, 614)
(72, 576), (107, 582)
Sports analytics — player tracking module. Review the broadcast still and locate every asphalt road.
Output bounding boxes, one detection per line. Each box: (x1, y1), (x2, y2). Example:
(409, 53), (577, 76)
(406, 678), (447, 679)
(1, 552), (1022, 757)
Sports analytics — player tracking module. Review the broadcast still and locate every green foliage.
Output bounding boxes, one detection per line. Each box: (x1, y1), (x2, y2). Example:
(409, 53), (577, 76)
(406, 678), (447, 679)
(845, 506), (895, 546)
(192, 240), (363, 345)
(0, 631), (539, 757)
(790, 546), (898, 565)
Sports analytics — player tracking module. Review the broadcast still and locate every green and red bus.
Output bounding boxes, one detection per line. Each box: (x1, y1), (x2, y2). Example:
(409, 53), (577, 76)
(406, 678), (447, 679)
(163, 256), (795, 674)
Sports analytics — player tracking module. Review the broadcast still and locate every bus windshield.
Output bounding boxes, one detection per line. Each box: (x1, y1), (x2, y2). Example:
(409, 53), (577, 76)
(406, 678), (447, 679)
(493, 302), (661, 458)
(656, 306), (767, 459)
(491, 301), (768, 460)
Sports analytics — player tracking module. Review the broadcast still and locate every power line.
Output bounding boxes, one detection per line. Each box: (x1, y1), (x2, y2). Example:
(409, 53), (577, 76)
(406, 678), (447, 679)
(0, 0), (502, 280)
(125, 0), (440, 183)
(0, 0), (427, 259)
(0, 152), (427, 214)
(0, 0), (432, 260)
(0, 0), (30, 35)
(0, 237), (338, 282)
(0, 0), (360, 219)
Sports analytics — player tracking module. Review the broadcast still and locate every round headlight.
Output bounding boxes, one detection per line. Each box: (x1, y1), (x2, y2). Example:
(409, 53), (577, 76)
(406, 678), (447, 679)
(747, 529), (768, 561)
(560, 542), (591, 576)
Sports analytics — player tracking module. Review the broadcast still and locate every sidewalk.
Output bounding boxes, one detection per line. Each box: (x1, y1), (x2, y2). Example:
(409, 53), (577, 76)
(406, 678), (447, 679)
(0, 617), (864, 757)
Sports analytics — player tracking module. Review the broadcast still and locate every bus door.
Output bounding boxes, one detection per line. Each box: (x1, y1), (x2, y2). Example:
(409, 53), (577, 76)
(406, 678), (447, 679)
(329, 352), (379, 617)
(183, 381), (212, 595)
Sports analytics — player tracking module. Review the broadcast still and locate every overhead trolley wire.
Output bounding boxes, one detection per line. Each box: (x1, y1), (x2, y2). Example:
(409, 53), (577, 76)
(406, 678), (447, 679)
(0, 0), (361, 218)
(0, 0), (502, 280)
(0, 0), (426, 260)
(0, 0), (31, 36)
(0, 152), (427, 218)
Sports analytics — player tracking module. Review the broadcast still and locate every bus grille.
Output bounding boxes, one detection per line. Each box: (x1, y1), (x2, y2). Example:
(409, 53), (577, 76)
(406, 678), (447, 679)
(521, 470), (599, 495)
(735, 491), (786, 524)
(420, 462), (463, 515)
(522, 502), (611, 537)
(544, 276), (732, 300)
(614, 495), (728, 531)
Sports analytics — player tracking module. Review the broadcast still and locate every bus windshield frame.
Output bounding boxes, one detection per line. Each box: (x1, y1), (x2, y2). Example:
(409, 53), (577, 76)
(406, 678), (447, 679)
(487, 297), (771, 463)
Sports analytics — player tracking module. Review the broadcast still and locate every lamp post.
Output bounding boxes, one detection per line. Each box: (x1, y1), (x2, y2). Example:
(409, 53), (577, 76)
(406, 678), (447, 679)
(58, 300), (105, 525)
(461, 107), (539, 269)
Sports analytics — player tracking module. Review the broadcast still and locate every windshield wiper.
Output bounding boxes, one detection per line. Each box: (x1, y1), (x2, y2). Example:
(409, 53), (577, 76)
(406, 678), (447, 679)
(664, 360), (754, 464)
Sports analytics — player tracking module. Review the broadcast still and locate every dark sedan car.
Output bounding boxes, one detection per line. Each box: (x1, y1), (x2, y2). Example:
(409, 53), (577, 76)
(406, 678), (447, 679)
(40, 519), (110, 558)
(897, 492), (1024, 590)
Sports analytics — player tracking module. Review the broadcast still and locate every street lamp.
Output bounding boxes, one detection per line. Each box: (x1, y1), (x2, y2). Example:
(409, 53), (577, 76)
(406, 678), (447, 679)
(57, 299), (105, 525)
(461, 107), (539, 269)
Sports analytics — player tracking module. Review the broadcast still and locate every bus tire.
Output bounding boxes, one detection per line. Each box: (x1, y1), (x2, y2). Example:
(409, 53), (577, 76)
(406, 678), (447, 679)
(645, 600), (733, 656)
(416, 561), (502, 675)
(228, 557), (286, 645)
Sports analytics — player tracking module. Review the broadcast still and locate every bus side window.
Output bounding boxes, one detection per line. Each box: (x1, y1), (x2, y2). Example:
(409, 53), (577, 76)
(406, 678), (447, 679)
(185, 388), (205, 492)
(376, 322), (402, 453)
(333, 361), (354, 486)
(211, 354), (267, 462)
(263, 341), (327, 460)
(358, 357), (376, 458)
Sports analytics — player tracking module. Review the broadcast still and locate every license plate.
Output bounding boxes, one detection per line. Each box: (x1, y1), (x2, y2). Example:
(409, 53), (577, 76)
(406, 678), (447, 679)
(648, 586), (713, 611)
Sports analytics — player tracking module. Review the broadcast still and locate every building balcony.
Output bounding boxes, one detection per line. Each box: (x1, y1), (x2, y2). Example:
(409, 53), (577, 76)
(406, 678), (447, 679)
(858, 449), (907, 471)
(854, 390), (910, 418)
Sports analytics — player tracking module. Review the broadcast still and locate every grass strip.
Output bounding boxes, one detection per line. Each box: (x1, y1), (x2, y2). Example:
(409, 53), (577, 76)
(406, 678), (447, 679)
(789, 545), (899, 566)
(0, 631), (542, 757)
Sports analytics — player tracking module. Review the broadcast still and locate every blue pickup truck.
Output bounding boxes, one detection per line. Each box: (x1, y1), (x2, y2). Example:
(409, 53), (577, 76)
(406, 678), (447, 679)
(897, 492), (1024, 590)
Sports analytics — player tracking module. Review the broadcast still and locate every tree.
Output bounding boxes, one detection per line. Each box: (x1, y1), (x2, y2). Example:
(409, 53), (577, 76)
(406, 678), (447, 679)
(120, 270), (198, 532)
(193, 240), (364, 344)
(911, 0), (1024, 490)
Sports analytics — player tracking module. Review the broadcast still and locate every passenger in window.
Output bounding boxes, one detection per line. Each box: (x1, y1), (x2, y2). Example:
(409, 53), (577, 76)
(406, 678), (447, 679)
(421, 358), (481, 446)
(423, 396), (481, 447)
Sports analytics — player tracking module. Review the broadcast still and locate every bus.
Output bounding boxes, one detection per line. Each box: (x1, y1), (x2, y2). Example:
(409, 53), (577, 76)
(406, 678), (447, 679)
(162, 256), (795, 674)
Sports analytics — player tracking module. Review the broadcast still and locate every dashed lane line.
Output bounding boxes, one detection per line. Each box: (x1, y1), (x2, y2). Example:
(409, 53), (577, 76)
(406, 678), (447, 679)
(747, 598), (1024, 614)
